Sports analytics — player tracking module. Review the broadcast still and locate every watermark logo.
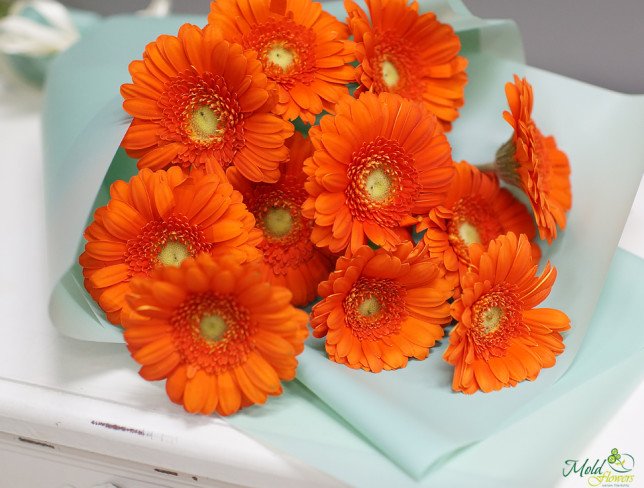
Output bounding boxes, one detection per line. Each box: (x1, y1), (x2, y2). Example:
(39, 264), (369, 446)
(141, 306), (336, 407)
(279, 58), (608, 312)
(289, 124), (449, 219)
(562, 448), (636, 487)
(607, 448), (635, 474)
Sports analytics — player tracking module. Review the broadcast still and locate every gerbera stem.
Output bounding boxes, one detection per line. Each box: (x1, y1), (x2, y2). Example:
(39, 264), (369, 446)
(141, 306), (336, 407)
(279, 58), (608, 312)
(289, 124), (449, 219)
(476, 162), (497, 173)
(492, 138), (522, 187)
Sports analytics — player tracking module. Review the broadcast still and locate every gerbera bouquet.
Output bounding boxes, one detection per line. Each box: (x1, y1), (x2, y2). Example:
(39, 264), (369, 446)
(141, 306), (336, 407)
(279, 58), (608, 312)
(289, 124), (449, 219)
(78, 0), (572, 415)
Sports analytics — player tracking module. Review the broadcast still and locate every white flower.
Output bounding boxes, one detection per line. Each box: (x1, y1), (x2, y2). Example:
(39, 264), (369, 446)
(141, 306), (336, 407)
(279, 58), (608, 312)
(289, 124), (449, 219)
(0, 0), (79, 57)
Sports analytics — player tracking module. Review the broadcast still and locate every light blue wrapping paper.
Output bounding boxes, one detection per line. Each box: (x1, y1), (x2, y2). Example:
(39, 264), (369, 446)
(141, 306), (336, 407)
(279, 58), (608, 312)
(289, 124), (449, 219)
(45, 14), (202, 341)
(282, 54), (644, 476)
(228, 248), (644, 487)
(42, 1), (644, 483)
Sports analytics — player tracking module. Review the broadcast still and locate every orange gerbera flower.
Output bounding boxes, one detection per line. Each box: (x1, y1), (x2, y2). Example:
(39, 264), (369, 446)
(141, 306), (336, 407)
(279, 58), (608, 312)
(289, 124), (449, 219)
(120, 24), (293, 183)
(495, 75), (572, 243)
(417, 162), (540, 294)
(311, 242), (452, 372)
(227, 133), (335, 306)
(122, 254), (309, 416)
(444, 232), (570, 394)
(80, 167), (261, 324)
(208, 0), (355, 124)
(345, 0), (467, 130)
(302, 92), (454, 254)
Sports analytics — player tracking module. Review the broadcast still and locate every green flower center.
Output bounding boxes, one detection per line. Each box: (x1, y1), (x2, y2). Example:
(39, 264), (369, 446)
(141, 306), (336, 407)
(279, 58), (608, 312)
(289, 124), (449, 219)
(189, 105), (220, 141)
(199, 314), (228, 342)
(365, 168), (392, 202)
(157, 241), (190, 267)
(358, 296), (381, 317)
(264, 207), (293, 238)
(381, 60), (400, 88)
(267, 44), (295, 71)
(481, 306), (503, 335)
(458, 221), (482, 246)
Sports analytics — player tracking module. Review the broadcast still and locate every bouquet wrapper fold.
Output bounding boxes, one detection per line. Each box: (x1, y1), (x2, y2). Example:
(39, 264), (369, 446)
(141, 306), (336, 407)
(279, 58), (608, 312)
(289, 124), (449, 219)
(42, 1), (644, 482)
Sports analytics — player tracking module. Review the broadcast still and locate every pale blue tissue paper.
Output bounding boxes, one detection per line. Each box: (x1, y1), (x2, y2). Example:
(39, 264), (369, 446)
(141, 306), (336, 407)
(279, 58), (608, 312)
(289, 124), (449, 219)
(280, 54), (644, 477)
(230, 248), (644, 486)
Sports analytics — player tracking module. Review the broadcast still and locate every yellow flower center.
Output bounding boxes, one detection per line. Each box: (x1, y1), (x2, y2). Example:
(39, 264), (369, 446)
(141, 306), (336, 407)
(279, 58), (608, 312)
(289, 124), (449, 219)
(345, 278), (406, 340)
(458, 221), (481, 246)
(158, 241), (190, 267)
(481, 306), (503, 335)
(267, 44), (295, 71)
(358, 296), (381, 317)
(199, 313), (228, 342)
(189, 105), (220, 141)
(365, 168), (392, 202)
(264, 207), (293, 238)
(381, 60), (400, 88)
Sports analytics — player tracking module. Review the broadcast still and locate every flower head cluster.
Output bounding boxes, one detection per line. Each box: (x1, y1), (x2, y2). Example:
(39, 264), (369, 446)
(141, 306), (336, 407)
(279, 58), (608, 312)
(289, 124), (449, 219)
(78, 0), (574, 414)
(80, 167), (261, 324)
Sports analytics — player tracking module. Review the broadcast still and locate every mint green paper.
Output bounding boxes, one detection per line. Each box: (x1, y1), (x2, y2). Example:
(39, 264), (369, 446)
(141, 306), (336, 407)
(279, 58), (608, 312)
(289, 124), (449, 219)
(285, 53), (644, 477)
(228, 248), (644, 486)
(41, 1), (644, 483)
(44, 15), (201, 341)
